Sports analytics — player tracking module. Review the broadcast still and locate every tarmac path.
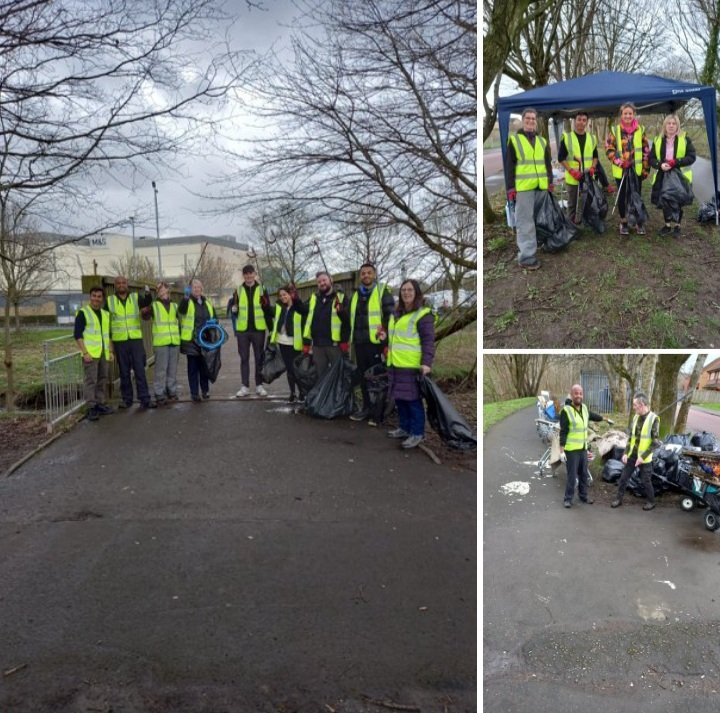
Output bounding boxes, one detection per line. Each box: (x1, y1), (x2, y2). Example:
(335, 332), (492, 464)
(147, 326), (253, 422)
(0, 332), (477, 712)
(483, 406), (720, 713)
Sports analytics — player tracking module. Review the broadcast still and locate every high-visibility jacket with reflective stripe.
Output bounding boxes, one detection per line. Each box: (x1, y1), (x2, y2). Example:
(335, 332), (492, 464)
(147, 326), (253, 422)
(628, 411), (659, 462)
(80, 306), (110, 359)
(350, 284), (387, 344)
(270, 304), (303, 350)
(236, 283), (267, 332)
(180, 298), (215, 341)
(303, 292), (345, 342)
(509, 133), (549, 191)
(562, 404), (589, 452)
(387, 307), (431, 369)
(611, 125), (645, 178)
(651, 133), (692, 184)
(562, 131), (597, 185)
(152, 301), (180, 347)
(108, 293), (142, 341)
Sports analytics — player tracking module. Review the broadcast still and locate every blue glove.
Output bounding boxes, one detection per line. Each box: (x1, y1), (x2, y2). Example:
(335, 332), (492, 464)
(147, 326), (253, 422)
(184, 286), (191, 297)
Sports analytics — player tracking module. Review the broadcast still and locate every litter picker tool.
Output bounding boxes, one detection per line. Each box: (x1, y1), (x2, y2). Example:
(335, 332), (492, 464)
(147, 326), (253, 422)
(189, 240), (209, 284)
(611, 170), (626, 216)
(247, 245), (262, 282)
(312, 239), (329, 275)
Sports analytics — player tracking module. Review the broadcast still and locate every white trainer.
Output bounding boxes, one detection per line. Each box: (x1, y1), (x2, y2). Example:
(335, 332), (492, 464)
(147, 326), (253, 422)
(256, 385), (268, 397)
(236, 386), (250, 397)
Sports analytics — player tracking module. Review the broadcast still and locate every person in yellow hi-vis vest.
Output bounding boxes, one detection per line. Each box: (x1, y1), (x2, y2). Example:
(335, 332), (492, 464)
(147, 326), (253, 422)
(74, 285), (115, 421)
(348, 262), (394, 425)
(302, 271), (350, 378)
(106, 275), (153, 410)
(144, 281), (180, 405)
(231, 264), (274, 398)
(377, 279), (435, 450)
(649, 114), (697, 238)
(558, 111), (599, 225)
(505, 107), (554, 271)
(558, 384), (609, 508)
(612, 393), (660, 511)
(605, 102), (650, 236)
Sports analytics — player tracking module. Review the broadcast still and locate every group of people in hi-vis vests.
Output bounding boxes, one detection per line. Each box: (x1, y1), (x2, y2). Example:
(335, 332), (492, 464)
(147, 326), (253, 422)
(74, 263), (436, 450)
(506, 103), (697, 270)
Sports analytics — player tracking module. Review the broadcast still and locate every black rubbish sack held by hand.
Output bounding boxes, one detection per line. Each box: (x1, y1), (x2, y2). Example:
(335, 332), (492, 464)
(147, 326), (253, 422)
(624, 170), (648, 227)
(200, 348), (221, 383)
(197, 320), (225, 383)
(534, 191), (579, 253)
(581, 175), (608, 229)
(419, 376), (476, 450)
(293, 353), (318, 394)
(305, 357), (357, 419)
(261, 345), (286, 384)
(656, 168), (694, 223)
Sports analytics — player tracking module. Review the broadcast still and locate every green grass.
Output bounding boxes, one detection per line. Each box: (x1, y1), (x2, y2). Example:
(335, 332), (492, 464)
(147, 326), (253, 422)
(694, 401), (720, 412)
(434, 323), (477, 380)
(483, 397), (535, 433)
(0, 328), (75, 397)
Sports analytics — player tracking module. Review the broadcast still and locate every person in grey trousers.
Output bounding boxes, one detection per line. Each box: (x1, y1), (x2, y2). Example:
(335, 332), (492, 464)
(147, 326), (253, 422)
(145, 281), (180, 405)
(505, 106), (554, 270)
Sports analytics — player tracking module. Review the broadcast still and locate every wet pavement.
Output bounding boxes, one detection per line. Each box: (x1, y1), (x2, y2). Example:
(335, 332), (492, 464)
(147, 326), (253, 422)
(483, 406), (720, 713)
(0, 333), (477, 712)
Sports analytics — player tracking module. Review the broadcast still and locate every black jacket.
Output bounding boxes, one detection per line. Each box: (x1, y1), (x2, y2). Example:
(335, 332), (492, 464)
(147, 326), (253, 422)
(350, 283), (395, 344)
(304, 290), (350, 346)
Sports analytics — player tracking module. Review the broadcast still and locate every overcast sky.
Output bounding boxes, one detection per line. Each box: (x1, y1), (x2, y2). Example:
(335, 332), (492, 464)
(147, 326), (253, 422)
(71, 0), (298, 243)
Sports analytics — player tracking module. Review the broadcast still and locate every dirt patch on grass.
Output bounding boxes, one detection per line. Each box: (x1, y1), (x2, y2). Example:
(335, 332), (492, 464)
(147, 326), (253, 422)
(483, 196), (720, 348)
(0, 415), (51, 474)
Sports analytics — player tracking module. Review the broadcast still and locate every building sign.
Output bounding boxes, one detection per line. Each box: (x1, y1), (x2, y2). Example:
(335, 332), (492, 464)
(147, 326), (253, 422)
(89, 236), (108, 248)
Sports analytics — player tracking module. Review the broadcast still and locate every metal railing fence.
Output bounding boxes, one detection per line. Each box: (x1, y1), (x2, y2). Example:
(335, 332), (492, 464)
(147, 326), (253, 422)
(43, 335), (84, 432)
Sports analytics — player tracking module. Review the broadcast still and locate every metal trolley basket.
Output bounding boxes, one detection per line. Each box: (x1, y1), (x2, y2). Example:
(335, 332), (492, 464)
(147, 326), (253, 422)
(679, 449), (720, 532)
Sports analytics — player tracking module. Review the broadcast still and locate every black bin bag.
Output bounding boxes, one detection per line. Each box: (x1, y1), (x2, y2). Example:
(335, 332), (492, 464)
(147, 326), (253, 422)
(625, 170), (648, 227)
(602, 459), (624, 483)
(293, 353), (318, 394)
(261, 345), (286, 384)
(419, 376), (476, 450)
(534, 191), (579, 253)
(200, 348), (221, 383)
(656, 168), (694, 223)
(305, 357), (357, 419)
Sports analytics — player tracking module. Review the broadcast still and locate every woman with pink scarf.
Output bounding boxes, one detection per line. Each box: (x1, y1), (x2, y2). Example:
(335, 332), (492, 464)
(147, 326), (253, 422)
(605, 103), (651, 235)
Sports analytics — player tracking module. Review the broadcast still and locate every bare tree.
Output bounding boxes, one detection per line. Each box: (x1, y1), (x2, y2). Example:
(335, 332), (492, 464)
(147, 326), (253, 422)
(180, 253), (234, 297)
(0, 0), (260, 263)
(0, 203), (58, 410)
(489, 354), (549, 399)
(219, 0), (476, 271)
(652, 354), (689, 437)
(675, 353), (708, 433)
(109, 253), (158, 285)
(249, 203), (316, 285)
(482, 0), (557, 223)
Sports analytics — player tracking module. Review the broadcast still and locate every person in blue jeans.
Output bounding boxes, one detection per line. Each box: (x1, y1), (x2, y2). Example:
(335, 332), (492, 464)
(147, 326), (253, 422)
(378, 279), (435, 450)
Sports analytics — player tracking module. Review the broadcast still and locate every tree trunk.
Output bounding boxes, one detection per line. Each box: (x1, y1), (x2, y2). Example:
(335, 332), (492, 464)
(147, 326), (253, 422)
(651, 355), (688, 437)
(483, 179), (498, 225)
(3, 299), (15, 412)
(13, 300), (21, 332)
(675, 354), (708, 434)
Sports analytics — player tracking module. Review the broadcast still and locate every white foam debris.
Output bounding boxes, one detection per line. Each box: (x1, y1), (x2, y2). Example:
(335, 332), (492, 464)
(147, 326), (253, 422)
(499, 481), (530, 496)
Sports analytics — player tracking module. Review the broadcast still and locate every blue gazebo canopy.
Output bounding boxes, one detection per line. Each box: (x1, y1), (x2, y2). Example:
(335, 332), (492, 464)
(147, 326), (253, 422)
(497, 71), (718, 201)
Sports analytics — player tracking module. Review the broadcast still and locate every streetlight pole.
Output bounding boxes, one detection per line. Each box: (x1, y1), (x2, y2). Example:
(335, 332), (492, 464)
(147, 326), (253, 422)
(151, 181), (163, 279)
(129, 215), (136, 260)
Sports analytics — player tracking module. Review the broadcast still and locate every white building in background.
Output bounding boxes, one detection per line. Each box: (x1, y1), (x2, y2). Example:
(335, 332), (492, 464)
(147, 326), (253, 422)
(13, 232), (252, 324)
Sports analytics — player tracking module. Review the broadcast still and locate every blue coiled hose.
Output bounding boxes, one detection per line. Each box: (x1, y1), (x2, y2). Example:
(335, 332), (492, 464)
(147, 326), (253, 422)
(196, 318), (228, 351)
